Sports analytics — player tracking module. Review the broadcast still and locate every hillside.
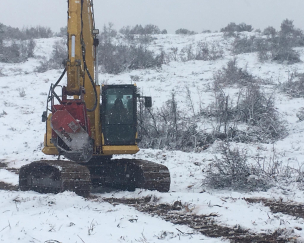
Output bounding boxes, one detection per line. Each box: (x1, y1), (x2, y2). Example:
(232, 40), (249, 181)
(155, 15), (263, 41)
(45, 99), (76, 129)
(1, 28), (304, 242)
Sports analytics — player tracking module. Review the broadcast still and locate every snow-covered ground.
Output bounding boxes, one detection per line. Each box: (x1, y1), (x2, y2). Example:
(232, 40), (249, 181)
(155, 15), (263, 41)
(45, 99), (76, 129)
(1, 33), (304, 242)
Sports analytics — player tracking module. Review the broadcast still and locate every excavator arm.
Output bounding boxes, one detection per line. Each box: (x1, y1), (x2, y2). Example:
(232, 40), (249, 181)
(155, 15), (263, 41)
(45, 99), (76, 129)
(42, 0), (100, 162)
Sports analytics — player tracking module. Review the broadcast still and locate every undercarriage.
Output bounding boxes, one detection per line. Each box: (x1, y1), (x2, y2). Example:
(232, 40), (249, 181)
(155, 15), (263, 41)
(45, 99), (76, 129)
(19, 158), (170, 196)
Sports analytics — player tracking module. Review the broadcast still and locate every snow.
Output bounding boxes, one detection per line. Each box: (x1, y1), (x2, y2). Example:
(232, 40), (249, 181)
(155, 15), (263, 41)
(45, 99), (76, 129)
(1, 32), (304, 241)
(0, 191), (216, 243)
(0, 169), (18, 185)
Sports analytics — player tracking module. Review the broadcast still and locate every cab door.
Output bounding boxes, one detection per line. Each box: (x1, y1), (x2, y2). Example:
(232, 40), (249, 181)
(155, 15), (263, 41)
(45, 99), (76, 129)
(101, 85), (137, 145)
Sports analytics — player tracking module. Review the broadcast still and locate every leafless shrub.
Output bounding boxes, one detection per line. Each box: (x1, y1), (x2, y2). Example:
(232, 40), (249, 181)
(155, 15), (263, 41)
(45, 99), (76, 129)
(156, 231), (177, 240)
(253, 146), (298, 187)
(35, 58), (49, 73)
(26, 39), (36, 58)
(213, 58), (257, 87)
(221, 22), (253, 38)
(204, 142), (298, 191)
(263, 26), (277, 38)
(120, 24), (162, 35)
(18, 88), (26, 97)
(195, 41), (224, 61)
(204, 142), (269, 191)
(295, 163), (304, 184)
(238, 85), (286, 142)
(297, 108), (304, 121)
(204, 82), (287, 143)
(138, 92), (201, 151)
(87, 220), (96, 236)
(231, 20), (302, 64)
(232, 36), (256, 54)
(256, 38), (272, 62)
(169, 47), (179, 61)
(175, 28), (197, 35)
(178, 42), (223, 62)
(98, 43), (164, 74)
(180, 44), (195, 62)
(0, 110), (7, 118)
(0, 68), (5, 77)
(35, 39), (67, 72)
(279, 72), (304, 98)
(203, 88), (235, 138)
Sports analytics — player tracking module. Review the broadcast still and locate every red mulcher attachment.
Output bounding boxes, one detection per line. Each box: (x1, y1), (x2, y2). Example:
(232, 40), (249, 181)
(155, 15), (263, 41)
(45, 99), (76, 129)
(50, 87), (93, 162)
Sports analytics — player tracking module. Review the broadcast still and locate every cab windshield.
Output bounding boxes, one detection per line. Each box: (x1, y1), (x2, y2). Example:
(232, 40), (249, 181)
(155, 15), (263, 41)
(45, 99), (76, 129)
(104, 88), (134, 125)
(102, 86), (136, 145)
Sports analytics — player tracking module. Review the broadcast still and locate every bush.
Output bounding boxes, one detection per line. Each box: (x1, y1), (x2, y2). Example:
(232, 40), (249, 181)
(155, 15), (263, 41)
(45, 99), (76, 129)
(279, 72), (304, 98)
(120, 24), (161, 35)
(35, 58), (49, 73)
(204, 142), (268, 190)
(209, 66), (287, 143)
(271, 37), (301, 64)
(213, 58), (256, 86)
(0, 23), (53, 63)
(237, 84), (286, 142)
(0, 40), (34, 63)
(262, 26), (276, 38)
(22, 26), (53, 39)
(204, 141), (298, 191)
(100, 23), (117, 43)
(175, 28), (197, 35)
(56, 26), (67, 37)
(177, 42), (223, 62)
(35, 39), (67, 72)
(232, 36), (256, 54)
(256, 38), (272, 62)
(195, 41), (224, 61)
(179, 44), (195, 61)
(138, 93), (201, 151)
(221, 22), (253, 37)
(98, 43), (164, 74)
(97, 24), (164, 74)
(26, 39), (36, 58)
(258, 20), (302, 64)
(0, 22), (54, 40)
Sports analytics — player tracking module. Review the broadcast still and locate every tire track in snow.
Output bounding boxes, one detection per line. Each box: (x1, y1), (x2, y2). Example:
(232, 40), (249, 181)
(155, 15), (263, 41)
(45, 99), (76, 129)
(101, 196), (292, 242)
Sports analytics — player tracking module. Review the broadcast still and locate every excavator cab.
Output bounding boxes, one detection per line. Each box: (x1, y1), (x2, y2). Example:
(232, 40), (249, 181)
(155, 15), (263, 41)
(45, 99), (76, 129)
(101, 85), (137, 146)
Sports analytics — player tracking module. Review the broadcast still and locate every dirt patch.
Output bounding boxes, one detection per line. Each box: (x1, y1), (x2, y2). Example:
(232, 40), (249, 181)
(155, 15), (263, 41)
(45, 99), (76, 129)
(0, 181), (18, 191)
(245, 197), (304, 220)
(0, 161), (7, 168)
(6, 168), (19, 174)
(103, 197), (292, 242)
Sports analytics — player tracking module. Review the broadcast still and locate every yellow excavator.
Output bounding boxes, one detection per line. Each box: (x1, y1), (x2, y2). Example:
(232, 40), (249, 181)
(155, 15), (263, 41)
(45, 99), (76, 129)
(19, 0), (170, 196)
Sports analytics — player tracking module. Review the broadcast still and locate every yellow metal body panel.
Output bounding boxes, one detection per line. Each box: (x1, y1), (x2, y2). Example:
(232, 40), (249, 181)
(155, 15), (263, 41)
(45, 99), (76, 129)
(67, 0), (96, 139)
(102, 145), (140, 155)
(94, 85), (102, 147)
(42, 114), (59, 155)
(42, 146), (59, 155)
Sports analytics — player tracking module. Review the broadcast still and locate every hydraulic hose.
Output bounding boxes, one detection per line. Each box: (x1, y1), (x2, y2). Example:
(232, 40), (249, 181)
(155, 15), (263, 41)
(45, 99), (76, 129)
(80, 0), (98, 112)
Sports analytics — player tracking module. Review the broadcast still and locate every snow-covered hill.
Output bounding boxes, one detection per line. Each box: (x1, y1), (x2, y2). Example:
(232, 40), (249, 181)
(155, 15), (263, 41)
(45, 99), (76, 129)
(1, 32), (304, 242)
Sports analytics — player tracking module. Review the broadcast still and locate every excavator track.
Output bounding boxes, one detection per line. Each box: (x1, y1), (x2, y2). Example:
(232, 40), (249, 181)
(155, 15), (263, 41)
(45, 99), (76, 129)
(19, 160), (91, 197)
(19, 159), (170, 196)
(86, 159), (170, 192)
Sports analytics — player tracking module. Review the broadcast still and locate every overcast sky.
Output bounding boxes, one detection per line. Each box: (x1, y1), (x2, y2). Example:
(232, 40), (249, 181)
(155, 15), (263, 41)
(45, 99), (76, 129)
(1, 0), (304, 33)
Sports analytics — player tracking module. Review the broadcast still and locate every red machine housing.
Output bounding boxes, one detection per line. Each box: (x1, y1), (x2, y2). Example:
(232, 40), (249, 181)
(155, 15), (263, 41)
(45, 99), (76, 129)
(50, 87), (93, 162)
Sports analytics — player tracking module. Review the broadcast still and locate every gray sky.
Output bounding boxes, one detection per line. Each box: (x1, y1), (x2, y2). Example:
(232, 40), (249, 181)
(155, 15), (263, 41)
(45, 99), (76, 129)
(1, 0), (304, 33)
